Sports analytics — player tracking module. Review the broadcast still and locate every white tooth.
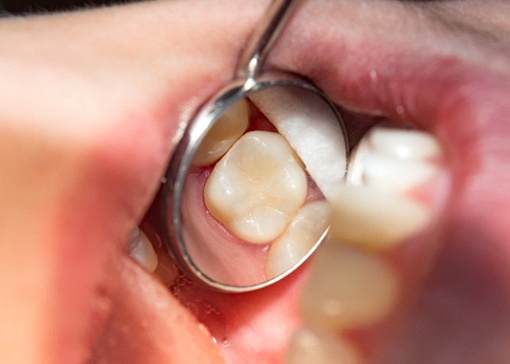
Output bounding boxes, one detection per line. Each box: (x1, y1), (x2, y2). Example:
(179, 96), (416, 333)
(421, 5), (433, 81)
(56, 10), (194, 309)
(300, 242), (399, 330)
(250, 87), (347, 201)
(128, 228), (158, 272)
(285, 326), (362, 364)
(347, 126), (441, 192)
(204, 131), (307, 244)
(192, 98), (249, 166)
(329, 185), (430, 250)
(368, 127), (441, 160)
(266, 201), (330, 279)
(360, 152), (439, 192)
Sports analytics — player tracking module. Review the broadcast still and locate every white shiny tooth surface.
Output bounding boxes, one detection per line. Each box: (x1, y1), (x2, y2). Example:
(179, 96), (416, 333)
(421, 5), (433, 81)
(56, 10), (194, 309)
(265, 201), (330, 279)
(361, 153), (439, 191)
(192, 99), (249, 166)
(128, 228), (158, 272)
(329, 185), (430, 250)
(347, 126), (441, 192)
(250, 87), (347, 201)
(205, 131), (307, 244)
(369, 127), (441, 160)
(300, 242), (399, 330)
(285, 327), (361, 364)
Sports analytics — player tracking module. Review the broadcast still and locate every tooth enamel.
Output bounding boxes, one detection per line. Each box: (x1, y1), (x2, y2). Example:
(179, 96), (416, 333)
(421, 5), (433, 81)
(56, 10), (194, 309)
(329, 185), (430, 250)
(250, 87), (347, 201)
(285, 327), (362, 364)
(300, 242), (399, 330)
(192, 98), (249, 166)
(359, 152), (439, 191)
(369, 127), (441, 160)
(265, 200), (330, 279)
(347, 126), (441, 192)
(128, 228), (158, 272)
(204, 130), (307, 243)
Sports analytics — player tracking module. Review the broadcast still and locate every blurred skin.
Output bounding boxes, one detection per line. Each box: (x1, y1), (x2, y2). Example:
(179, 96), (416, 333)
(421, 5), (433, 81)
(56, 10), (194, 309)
(2, 0), (510, 363)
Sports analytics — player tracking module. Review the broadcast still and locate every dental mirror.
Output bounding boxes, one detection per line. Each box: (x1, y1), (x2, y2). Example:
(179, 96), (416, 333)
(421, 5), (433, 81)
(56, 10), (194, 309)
(161, 0), (348, 292)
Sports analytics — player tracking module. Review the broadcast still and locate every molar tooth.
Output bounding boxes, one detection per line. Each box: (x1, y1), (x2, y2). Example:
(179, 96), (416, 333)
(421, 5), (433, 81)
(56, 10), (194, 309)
(128, 228), (158, 272)
(265, 201), (330, 279)
(329, 185), (430, 250)
(285, 326), (361, 364)
(361, 152), (439, 192)
(192, 99), (249, 166)
(368, 127), (441, 160)
(204, 130), (307, 243)
(348, 126), (442, 192)
(300, 242), (399, 330)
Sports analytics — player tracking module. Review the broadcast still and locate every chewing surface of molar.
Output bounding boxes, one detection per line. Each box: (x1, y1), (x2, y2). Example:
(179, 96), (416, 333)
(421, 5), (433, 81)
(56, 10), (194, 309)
(192, 99), (250, 166)
(128, 228), (158, 273)
(204, 130), (307, 243)
(300, 241), (399, 331)
(249, 87), (347, 201)
(265, 200), (330, 279)
(347, 126), (441, 193)
(285, 326), (361, 364)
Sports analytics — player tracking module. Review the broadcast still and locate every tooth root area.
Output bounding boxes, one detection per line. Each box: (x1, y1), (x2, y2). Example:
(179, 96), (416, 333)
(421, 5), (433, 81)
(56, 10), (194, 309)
(192, 98), (249, 166)
(300, 242), (399, 330)
(128, 228), (158, 272)
(204, 131), (307, 244)
(285, 327), (362, 364)
(348, 126), (441, 192)
(329, 185), (430, 250)
(266, 200), (330, 279)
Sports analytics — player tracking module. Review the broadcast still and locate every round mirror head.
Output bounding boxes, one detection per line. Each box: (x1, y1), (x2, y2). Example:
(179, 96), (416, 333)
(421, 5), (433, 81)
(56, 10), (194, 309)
(163, 76), (348, 292)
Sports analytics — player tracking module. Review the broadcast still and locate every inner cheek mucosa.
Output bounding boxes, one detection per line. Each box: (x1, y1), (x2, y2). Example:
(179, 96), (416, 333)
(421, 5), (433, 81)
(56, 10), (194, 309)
(181, 97), (330, 284)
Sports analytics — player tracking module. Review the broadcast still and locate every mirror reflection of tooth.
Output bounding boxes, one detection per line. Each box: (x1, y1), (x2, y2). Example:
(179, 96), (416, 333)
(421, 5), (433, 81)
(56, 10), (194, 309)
(329, 185), (431, 250)
(300, 242), (399, 331)
(368, 127), (441, 160)
(204, 130), (307, 244)
(191, 98), (249, 166)
(284, 326), (362, 364)
(128, 228), (158, 272)
(265, 201), (330, 279)
(250, 86), (348, 201)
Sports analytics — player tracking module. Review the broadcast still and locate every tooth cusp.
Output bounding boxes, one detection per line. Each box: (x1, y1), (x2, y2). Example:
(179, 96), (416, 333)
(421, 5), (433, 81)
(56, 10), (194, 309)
(204, 130), (307, 244)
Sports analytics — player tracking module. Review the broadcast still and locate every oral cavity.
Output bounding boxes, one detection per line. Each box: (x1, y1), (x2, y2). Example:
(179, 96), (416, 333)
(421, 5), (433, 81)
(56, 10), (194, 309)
(287, 124), (444, 363)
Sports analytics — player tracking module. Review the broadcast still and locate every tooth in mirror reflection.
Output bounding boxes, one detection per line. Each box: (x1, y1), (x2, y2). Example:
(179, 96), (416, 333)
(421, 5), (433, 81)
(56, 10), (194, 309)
(164, 81), (348, 291)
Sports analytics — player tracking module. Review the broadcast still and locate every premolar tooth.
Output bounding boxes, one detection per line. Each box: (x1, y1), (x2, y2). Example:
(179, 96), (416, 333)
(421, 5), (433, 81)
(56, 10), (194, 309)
(192, 99), (249, 166)
(128, 228), (158, 272)
(300, 242), (399, 330)
(285, 326), (361, 364)
(329, 185), (430, 250)
(204, 131), (307, 243)
(265, 201), (330, 279)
